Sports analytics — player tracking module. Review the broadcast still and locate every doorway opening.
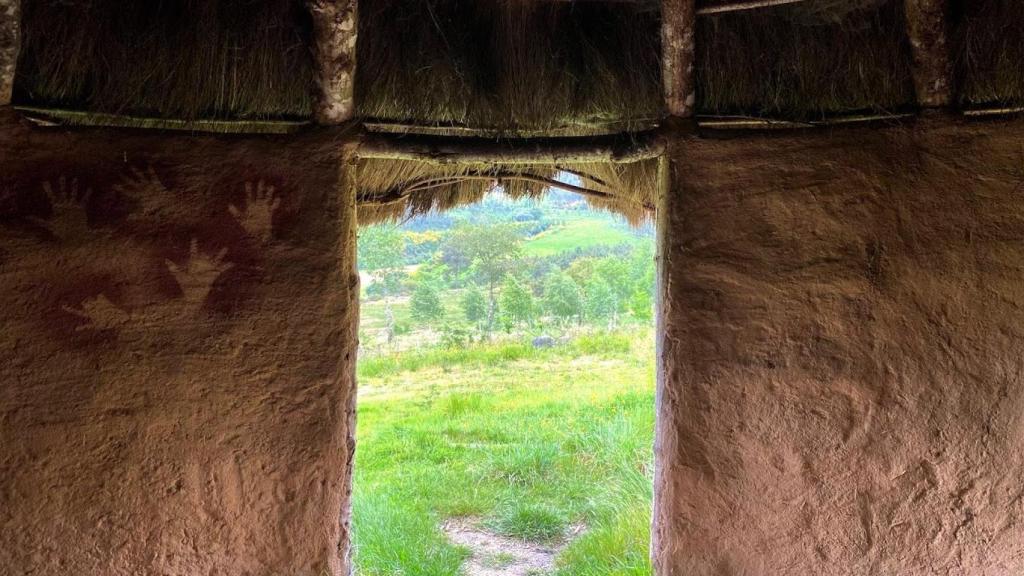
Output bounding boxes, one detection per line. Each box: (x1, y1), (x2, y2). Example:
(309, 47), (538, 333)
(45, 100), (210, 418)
(353, 179), (656, 575)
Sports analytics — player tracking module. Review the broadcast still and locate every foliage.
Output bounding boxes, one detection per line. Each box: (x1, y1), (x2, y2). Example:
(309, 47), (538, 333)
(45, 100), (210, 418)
(359, 193), (656, 357)
(461, 286), (488, 327)
(359, 225), (407, 300)
(629, 289), (653, 323)
(440, 324), (474, 349)
(404, 231), (443, 265)
(499, 276), (535, 330)
(586, 277), (618, 322)
(353, 172), (653, 576)
(359, 225), (406, 272)
(543, 272), (584, 325)
(448, 223), (523, 331)
(448, 223), (523, 288)
(410, 283), (445, 326)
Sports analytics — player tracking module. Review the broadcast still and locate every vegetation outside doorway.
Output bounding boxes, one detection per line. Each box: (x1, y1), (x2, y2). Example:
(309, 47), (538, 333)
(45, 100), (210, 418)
(353, 188), (657, 575)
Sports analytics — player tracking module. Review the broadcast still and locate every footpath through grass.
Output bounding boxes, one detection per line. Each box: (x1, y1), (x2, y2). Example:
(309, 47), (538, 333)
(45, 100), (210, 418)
(352, 329), (655, 575)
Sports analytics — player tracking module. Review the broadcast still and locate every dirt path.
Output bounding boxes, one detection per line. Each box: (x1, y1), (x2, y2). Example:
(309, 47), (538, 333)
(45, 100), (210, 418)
(443, 518), (579, 576)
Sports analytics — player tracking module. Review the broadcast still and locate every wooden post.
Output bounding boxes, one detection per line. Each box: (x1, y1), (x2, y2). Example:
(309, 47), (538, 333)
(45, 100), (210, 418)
(662, 0), (697, 118)
(904, 0), (952, 108)
(1, 0), (19, 105)
(309, 0), (358, 124)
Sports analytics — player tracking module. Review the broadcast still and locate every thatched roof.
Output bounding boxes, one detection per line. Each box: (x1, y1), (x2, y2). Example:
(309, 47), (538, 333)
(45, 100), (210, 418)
(354, 130), (661, 225)
(7, 0), (1024, 224)
(356, 156), (659, 225)
(356, 0), (661, 133)
(954, 0), (1024, 108)
(14, 0), (1024, 125)
(15, 0), (315, 119)
(696, 0), (916, 119)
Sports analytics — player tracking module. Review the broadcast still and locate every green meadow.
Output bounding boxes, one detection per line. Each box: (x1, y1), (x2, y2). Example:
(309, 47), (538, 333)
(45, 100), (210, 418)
(352, 330), (655, 575)
(521, 218), (639, 257)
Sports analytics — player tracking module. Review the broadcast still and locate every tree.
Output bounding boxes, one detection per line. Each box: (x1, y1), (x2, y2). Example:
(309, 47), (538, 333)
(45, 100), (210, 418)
(593, 257), (632, 307)
(410, 282), (445, 326)
(415, 260), (449, 289)
(358, 224), (406, 342)
(543, 272), (583, 326)
(586, 276), (617, 327)
(359, 225), (405, 276)
(499, 276), (535, 330)
(447, 223), (522, 333)
(625, 244), (656, 323)
(461, 286), (487, 329)
(629, 288), (653, 322)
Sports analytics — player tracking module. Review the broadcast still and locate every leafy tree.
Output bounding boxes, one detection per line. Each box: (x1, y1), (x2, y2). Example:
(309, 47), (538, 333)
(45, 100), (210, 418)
(499, 276), (535, 330)
(586, 277), (618, 326)
(593, 258), (632, 307)
(415, 260), (450, 289)
(543, 272), (584, 325)
(566, 257), (598, 285)
(629, 288), (654, 322)
(410, 282), (445, 326)
(461, 286), (487, 328)
(358, 225), (406, 342)
(447, 223), (522, 332)
(358, 225), (405, 278)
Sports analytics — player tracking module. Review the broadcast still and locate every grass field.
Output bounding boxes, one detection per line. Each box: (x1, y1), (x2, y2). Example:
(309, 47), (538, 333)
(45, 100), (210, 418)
(352, 330), (655, 575)
(522, 219), (640, 257)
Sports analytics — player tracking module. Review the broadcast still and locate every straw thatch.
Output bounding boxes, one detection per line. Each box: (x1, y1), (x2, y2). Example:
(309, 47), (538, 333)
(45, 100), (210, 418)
(14, 0), (314, 119)
(695, 0), (916, 119)
(13, 0), (1024, 126)
(355, 156), (659, 226)
(8, 0), (1024, 226)
(356, 0), (662, 133)
(953, 0), (1024, 108)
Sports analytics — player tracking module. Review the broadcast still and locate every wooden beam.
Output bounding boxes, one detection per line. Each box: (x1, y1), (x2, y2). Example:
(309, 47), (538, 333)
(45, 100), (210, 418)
(357, 131), (665, 165)
(662, 0), (697, 118)
(696, 0), (807, 15)
(903, 0), (952, 108)
(697, 112), (916, 129)
(309, 0), (358, 124)
(15, 106), (312, 134)
(1, 0), (19, 106)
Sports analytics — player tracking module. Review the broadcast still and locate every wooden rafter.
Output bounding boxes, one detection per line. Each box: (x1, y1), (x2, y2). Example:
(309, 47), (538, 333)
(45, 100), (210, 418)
(309, 0), (358, 124)
(696, 0), (807, 15)
(662, 0), (697, 118)
(357, 131), (665, 165)
(0, 0), (19, 105)
(360, 172), (653, 211)
(903, 0), (952, 108)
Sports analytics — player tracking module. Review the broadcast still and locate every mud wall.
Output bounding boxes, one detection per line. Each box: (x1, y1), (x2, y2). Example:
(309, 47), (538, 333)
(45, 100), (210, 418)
(655, 117), (1024, 575)
(0, 110), (359, 575)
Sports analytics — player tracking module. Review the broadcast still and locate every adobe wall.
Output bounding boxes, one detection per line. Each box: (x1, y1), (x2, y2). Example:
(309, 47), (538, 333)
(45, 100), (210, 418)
(655, 116), (1024, 575)
(0, 110), (359, 576)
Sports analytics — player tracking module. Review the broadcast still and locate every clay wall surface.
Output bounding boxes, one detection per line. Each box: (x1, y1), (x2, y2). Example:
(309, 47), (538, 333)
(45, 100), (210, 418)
(655, 117), (1024, 575)
(0, 110), (359, 576)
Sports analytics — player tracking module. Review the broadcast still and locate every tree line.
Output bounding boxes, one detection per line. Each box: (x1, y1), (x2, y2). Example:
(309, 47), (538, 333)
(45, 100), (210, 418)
(359, 220), (655, 346)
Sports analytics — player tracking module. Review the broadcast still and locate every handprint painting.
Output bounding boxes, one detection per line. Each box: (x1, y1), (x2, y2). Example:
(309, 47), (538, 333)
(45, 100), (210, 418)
(0, 118), (358, 576)
(1, 150), (301, 340)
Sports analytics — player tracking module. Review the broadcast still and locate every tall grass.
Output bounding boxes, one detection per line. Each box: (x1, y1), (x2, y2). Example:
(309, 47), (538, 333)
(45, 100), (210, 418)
(352, 329), (655, 575)
(357, 331), (636, 379)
